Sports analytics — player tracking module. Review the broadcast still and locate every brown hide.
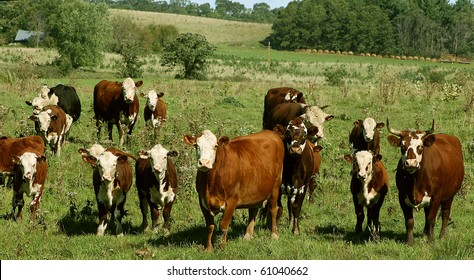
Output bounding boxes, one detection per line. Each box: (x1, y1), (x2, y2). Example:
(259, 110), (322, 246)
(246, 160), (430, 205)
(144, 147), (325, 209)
(41, 105), (67, 155)
(0, 136), (45, 175)
(263, 87), (305, 128)
(349, 119), (384, 155)
(307, 141), (322, 203)
(144, 96), (167, 127)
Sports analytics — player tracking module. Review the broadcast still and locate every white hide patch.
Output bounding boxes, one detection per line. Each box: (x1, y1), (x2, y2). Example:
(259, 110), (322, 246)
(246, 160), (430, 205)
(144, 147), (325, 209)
(302, 105), (331, 139)
(362, 118), (376, 142)
(196, 130), (218, 171)
(353, 151), (378, 206)
(148, 144), (176, 207)
(122, 77), (136, 103)
(405, 192), (431, 211)
(145, 90), (158, 112)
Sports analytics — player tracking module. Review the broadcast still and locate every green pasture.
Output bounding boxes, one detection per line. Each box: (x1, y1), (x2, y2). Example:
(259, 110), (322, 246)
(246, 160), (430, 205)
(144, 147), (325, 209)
(0, 9), (473, 260)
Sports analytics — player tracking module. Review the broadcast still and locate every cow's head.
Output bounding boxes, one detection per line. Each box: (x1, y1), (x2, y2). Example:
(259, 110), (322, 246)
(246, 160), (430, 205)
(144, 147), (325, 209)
(79, 144), (106, 167)
(29, 108), (57, 134)
(344, 151), (381, 181)
(39, 85), (50, 98)
(274, 117), (307, 156)
(387, 119), (436, 174)
(300, 105), (334, 141)
(356, 118), (384, 142)
(140, 90), (164, 112)
(122, 77), (143, 104)
(184, 130), (221, 172)
(12, 152), (46, 181)
(26, 86), (59, 114)
(138, 144), (177, 176)
(96, 151), (128, 182)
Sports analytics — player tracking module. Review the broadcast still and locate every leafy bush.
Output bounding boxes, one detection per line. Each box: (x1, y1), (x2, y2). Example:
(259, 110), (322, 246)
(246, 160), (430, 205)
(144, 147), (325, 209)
(323, 65), (349, 86)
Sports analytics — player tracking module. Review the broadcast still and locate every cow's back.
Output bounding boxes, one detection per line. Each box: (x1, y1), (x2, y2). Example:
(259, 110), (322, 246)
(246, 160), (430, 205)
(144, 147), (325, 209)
(264, 103), (306, 130)
(51, 84), (82, 122)
(0, 136), (45, 173)
(94, 80), (123, 120)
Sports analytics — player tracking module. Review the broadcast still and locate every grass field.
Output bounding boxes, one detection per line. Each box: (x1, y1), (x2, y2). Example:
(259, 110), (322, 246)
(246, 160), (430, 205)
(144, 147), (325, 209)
(0, 9), (473, 262)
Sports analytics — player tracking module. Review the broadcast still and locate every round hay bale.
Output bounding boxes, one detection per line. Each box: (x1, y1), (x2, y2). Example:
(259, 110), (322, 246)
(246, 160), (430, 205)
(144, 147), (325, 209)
(348, 51), (354, 55)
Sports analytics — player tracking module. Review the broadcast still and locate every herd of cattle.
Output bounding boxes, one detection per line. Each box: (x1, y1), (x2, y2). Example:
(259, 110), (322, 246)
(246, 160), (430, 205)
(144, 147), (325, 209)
(0, 78), (465, 252)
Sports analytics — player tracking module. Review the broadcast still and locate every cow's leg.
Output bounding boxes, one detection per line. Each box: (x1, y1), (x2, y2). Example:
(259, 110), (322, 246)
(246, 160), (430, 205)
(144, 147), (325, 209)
(109, 122), (115, 142)
(439, 197), (454, 239)
(244, 208), (258, 240)
(11, 191), (24, 221)
(200, 204), (215, 252)
(97, 202), (108, 236)
(269, 188), (280, 240)
(291, 188), (306, 235)
(307, 177), (316, 204)
(116, 120), (124, 146)
(96, 118), (102, 142)
(137, 191), (149, 231)
(368, 195), (385, 239)
(115, 197), (127, 237)
(353, 195), (364, 234)
(399, 193), (415, 245)
(219, 201), (237, 249)
(162, 202), (173, 237)
(424, 200), (440, 243)
(287, 195), (293, 228)
(29, 186), (44, 222)
(150, 203), (162, 232)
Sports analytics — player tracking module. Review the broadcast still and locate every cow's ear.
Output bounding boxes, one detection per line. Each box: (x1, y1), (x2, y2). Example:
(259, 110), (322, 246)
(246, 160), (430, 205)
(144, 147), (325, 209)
(140, 92), (146, 98)
(376, 122), (385, 129)
(135, 81), (143, 88)
(168, 150), (178, 157)
(373, 154), (383, 162)
(307, 126), (319, 138)
(11, 155), (20, 164)
(158, 92), (165, 98)
(354, 120), (362, 126)
(25, 100), (32, 106)
(183, 134), (196, 146)
(37, 154), (47, 163)
(273, 124), (286, 139)
(28, 115), (38, 121)
(423, 134), (436, 147)
(343, 154), (354, 163)
(78, 148), (90, 157)
(117, 154), (128, 163)
(138, 150), (150, 159)
(387, 135), (401, 147)
(313, 145), (323, 153)
(217, 136), (230, 146)
(325, 114), (334, 121)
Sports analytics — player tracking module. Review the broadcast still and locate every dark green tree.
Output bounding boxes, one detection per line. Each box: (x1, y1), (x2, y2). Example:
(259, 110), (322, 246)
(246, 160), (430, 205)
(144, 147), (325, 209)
(161, 33), (216, 80)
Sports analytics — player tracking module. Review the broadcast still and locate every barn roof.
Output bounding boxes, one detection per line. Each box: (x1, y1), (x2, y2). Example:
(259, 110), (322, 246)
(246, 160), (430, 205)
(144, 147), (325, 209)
(14, 30), (45, 42)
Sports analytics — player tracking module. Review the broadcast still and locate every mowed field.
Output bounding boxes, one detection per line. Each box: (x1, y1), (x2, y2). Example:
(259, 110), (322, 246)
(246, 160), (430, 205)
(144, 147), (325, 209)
(0, 10), (474, 261)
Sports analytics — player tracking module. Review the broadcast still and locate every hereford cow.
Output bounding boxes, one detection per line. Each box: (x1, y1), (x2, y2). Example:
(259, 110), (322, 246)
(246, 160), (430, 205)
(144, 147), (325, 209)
(1, 136), (45, 187)
(343, 151), (389, 238)
(93, 78), (142, 146)
(307, 141), (323, 203)
(140, 90), (167, 140)
(349, 118), (384, 155)
(135, 144), (178, 236)
(273, 117), (315, 235)
(29, 105), (69, 156)
(79, 146), (136, 236)
(25, 84), (82, 122)
(263, 87), (305, 128)
(263, 102), (334, 143)
(12, 151), (47, 221)
(386, 119), (464, 245)
(184, 129), (284, 252)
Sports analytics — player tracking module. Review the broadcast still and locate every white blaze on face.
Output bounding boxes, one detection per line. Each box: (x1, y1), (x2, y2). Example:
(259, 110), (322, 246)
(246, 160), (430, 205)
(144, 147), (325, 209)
(97, 151), (119, 182)
(150, 144), (168, 175)
(354, 151), (373, 181)
(37, 109), (53, 133)
(122, 77), (136, 104)
(402, 133), (425, 173)
(195, 130), (218, 171)
(286, 121), (307, 154)
(145, 90), (158, 112)
(18, 152), (38, 181)
(39, 85), (50, 98)
(362, 118), (376, 142)
(303, 105), (332, 139)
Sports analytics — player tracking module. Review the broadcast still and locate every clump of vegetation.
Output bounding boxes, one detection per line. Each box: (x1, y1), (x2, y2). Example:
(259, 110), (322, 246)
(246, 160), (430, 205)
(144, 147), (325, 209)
(323, 65), (348, 86)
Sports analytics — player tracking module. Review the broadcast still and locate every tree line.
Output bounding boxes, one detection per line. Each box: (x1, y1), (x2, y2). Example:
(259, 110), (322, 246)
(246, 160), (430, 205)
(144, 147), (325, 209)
(265, 0), (474, 58)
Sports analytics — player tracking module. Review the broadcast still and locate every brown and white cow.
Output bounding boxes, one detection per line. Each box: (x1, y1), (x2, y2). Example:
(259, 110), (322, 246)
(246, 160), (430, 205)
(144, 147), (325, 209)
(79, 146), (136, 236)
(135, 144), (178, 236)
(386, 119), (464, 244)
(344, 151), (389, 238)
(264, 102), (334, 143)
(307, 141), (323, 203)
(263, 87), (305, 128)
(1, 136), (45, 187)
(349, 117), (384, 155)
(140, 90), (167, 140)
(12, 151), (47, 221)
(93, 78), (142, 146)
(273, 117), (315, 235)
(184, 129), (284, 251)
(29, 105), (69, 156)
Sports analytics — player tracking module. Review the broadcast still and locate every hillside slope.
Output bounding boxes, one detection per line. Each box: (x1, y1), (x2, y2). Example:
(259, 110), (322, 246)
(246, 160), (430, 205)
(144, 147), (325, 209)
(109, 9), (272, 47)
